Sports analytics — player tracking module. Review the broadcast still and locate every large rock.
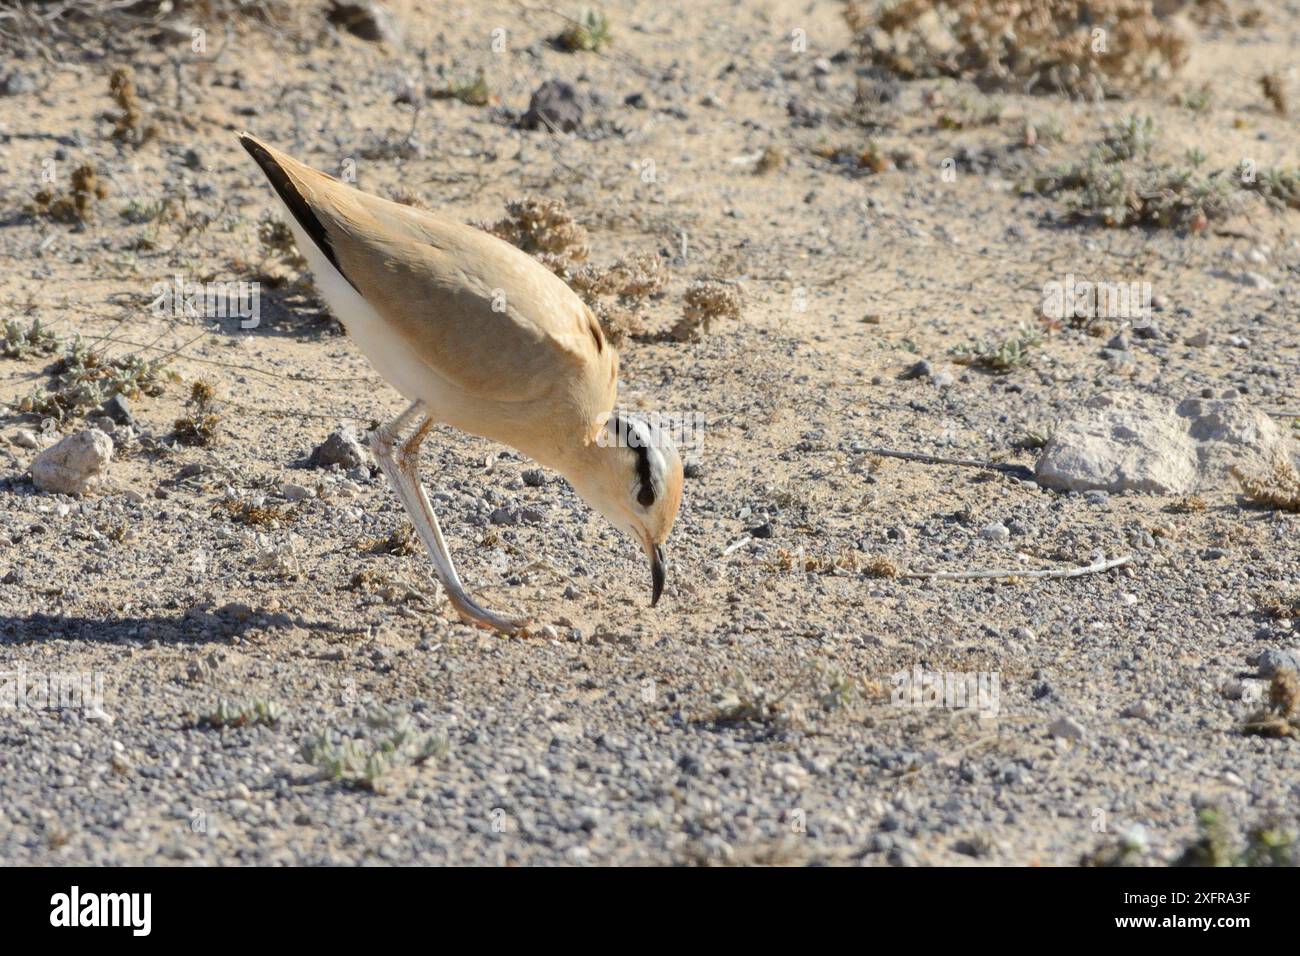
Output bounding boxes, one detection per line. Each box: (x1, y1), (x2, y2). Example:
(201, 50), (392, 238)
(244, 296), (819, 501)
(1036, 393), (1293, 495)
(309, 426), (369, 470)
(31, 429), (113, 495)
(520, 80), (585, 133)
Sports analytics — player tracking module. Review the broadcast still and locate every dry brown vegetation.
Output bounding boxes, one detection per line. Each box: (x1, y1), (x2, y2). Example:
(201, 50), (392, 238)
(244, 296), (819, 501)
(1232, 457), (1300, 513)
(671, 281), (743, 341)
(29, 162), (109, 225)
(1242, 669), (1300, 740)
(845, 0), (1192, 99)
(173, 379), (221, 447)
(484, 197), (673, 345)
(484, 195), (591, 277)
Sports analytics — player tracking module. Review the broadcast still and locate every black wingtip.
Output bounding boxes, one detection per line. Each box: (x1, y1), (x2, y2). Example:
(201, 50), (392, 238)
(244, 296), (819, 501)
(237, 133), (357, 292)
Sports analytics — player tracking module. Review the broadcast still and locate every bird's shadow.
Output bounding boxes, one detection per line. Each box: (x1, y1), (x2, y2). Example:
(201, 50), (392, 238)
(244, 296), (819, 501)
(199, 281), (342, 342)
(0, 609), (360, 646)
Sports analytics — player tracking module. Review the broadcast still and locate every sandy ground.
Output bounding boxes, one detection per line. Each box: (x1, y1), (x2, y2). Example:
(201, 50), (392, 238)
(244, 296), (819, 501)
(0, 1), (1298, 865)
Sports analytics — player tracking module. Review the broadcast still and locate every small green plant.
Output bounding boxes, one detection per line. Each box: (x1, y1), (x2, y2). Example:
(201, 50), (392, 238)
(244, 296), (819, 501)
(430, 69), (490, 106)
(809, 662), (866, 712)
(1181, 85), (1213, 113)
(1013, 421), (1055, 450)
(1081, 826), (1148, 867)
(710, 672), (797, 728)
(301, 709), (449, 791)
(2, 317), (61, 359)
(19, 336), (167, 418)
(1173, 807), (1298, 867)
(1174, 808), (1235, 866)
(1243, 166), (1300, 211)
(951, 325), (1042, 372)
(706, 663), (878, 731)
(201, 697), (282, 728)
(1032, 114), (1238, 231)
(119, 195), (181, 226)
(557, 8), (612, 53)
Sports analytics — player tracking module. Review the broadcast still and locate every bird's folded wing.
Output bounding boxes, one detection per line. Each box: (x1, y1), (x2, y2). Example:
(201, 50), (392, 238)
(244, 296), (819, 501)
(248, 138), (612, 406)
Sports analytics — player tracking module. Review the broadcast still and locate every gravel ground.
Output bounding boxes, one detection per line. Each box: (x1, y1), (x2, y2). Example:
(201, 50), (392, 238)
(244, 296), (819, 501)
(1, 1), (1298, 865)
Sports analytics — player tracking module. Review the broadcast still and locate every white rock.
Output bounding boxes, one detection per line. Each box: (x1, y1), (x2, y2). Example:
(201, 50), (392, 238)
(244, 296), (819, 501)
(1177, 396), (1292, 483)
(1048, 716), (1085, 740)
(10, 428), (40, 449)
(282, 482), (312, 502)
(980, 522), (1010, 543)
(1035, 392), (1295, 495)
(31, 429), (113, 495)
(1120, 700), (1153, 720)
(1035, 394), (1196, 494)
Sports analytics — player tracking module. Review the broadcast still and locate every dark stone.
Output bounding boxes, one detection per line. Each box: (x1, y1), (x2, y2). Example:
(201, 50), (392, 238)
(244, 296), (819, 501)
(98, 395), (135, 427)
(1, 71), (38, 96)
(309, 428), (368, 470)
(521, 80), (585, 133)
(899, 360), (932, 381)
(327, 0), (403, 44)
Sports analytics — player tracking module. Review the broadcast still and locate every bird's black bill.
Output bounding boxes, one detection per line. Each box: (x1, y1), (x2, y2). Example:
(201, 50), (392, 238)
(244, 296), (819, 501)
(650, 545), (666, 607)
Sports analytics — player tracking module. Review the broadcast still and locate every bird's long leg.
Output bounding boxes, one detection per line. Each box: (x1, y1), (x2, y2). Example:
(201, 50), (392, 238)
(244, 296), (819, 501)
(369, 403), (530, 635)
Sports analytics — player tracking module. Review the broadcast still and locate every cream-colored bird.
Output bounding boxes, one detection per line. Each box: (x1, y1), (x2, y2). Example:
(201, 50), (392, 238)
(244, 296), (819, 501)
(239, 134), (683, 634)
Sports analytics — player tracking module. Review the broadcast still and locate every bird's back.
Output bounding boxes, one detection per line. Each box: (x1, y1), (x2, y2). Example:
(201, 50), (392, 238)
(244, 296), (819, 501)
(240, 135), (617, 460)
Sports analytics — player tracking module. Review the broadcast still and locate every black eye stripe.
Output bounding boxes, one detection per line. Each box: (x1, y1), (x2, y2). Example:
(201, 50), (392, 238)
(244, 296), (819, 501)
(613, 414), (656, 507)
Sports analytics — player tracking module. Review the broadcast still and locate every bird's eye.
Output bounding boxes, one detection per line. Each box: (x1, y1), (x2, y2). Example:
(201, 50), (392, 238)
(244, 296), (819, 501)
(637, 484), (656, 507)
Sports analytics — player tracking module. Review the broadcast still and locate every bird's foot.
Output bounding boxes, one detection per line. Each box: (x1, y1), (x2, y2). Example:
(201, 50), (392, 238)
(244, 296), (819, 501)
(446, 591), (533, 636)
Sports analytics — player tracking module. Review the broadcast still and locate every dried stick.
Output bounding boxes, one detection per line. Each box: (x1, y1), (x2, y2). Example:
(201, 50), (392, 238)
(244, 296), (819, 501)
(902, 554), (1134, 582)
(857, 446), (1034, 478)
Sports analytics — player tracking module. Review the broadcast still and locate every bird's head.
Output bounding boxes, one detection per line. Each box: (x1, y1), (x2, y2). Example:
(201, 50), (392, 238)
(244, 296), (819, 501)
(569, 413), (684, 607)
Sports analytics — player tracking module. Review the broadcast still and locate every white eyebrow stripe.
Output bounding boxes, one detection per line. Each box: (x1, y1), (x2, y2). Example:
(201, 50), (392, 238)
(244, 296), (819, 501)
(646, 443), (667, 495)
